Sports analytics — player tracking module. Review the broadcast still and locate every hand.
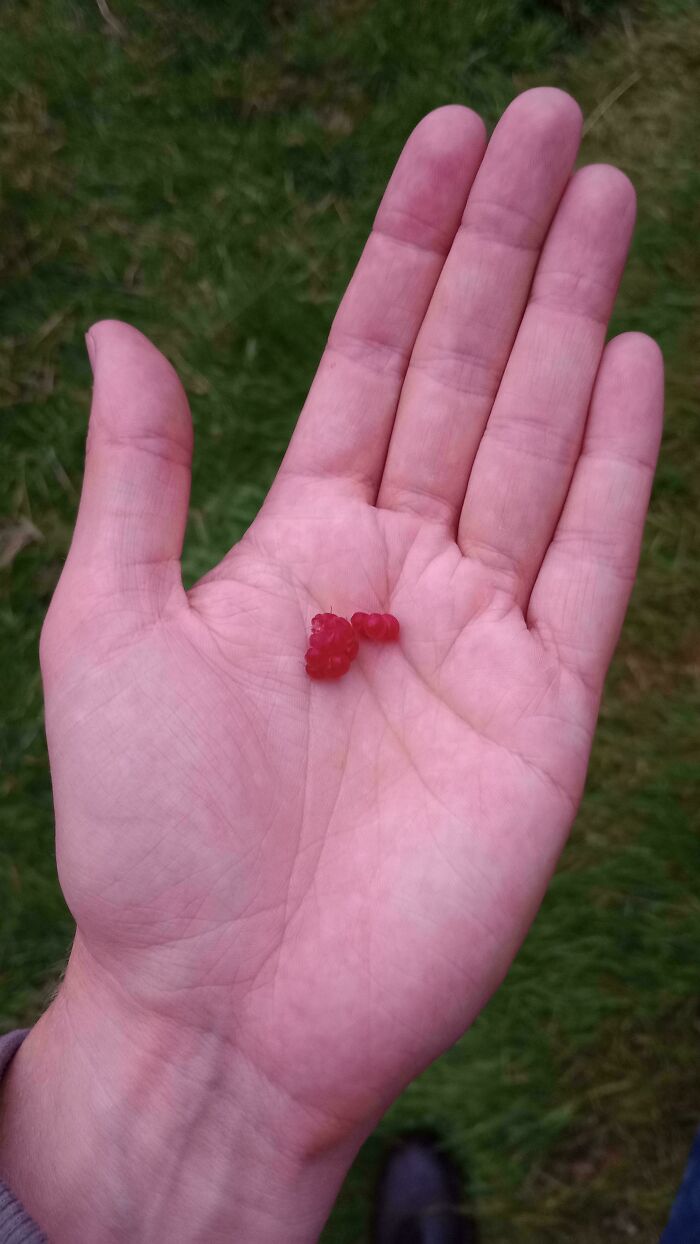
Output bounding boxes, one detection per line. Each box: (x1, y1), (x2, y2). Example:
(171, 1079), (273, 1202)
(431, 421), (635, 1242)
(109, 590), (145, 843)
(0, 89), (662, 1242)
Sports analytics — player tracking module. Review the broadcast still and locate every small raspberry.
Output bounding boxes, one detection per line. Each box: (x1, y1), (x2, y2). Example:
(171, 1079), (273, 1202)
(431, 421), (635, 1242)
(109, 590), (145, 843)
(351, 611), (400, 642)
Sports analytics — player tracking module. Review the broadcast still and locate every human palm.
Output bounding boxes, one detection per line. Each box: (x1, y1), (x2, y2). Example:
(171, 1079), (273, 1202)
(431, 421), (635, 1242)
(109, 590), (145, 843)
(42, 91), (662, 1144)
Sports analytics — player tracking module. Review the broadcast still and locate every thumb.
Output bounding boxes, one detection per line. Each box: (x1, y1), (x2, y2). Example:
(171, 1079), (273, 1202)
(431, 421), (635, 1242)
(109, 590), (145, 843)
(64, 319), (193, 610)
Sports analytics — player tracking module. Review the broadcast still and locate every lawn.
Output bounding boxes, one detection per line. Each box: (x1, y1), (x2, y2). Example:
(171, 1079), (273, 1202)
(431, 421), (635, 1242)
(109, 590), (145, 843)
(1, 1), (699, 1239)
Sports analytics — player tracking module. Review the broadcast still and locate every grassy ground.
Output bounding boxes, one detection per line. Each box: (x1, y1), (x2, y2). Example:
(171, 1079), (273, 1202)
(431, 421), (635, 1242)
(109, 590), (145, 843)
(1, 1), (699, 1239)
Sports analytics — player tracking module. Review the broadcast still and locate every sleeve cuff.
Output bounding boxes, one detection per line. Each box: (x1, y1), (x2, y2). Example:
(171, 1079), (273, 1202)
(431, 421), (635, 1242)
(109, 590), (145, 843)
(0, 1030), (47, 1243)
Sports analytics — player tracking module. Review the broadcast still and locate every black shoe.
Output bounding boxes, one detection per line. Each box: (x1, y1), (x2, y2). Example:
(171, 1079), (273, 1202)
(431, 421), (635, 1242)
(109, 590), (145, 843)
(372, 1130), (479, 1244)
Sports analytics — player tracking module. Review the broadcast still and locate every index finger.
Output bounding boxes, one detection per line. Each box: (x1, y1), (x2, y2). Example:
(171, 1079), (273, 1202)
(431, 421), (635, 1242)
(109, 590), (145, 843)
(276, 105), (487, 500)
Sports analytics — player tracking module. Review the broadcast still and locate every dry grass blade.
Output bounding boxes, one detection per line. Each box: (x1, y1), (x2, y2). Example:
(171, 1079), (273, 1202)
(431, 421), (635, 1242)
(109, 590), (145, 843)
(0, 518), (43, 569)
(582, 70), (642, 134)
(95, 0), (126, 39)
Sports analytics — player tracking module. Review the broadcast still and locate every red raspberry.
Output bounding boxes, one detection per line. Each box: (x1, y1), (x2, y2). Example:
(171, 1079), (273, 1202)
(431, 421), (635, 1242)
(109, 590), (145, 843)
(305, 613), (358, 680)
(351, 611), (400, 642)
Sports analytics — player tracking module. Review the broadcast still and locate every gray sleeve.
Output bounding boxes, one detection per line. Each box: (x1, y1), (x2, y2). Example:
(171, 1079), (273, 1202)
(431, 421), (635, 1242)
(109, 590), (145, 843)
(0, 1031), (47, 1243)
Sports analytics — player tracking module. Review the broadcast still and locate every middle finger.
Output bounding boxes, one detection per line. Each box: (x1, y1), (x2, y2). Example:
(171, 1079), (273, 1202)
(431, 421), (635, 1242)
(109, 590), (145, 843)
(377, 88), (582, 527)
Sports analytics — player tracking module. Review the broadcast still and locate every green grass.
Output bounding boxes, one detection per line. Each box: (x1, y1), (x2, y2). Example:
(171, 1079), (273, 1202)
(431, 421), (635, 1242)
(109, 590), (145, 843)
(1, 1), (699, 1239)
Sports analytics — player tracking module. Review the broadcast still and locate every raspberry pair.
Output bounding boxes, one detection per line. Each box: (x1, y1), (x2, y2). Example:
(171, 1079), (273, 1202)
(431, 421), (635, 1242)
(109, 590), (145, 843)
(305, 611), (400, 681)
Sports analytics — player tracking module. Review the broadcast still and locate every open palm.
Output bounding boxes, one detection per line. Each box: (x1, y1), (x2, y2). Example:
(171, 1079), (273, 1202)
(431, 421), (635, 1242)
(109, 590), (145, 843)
(42, 91), (662, 1150)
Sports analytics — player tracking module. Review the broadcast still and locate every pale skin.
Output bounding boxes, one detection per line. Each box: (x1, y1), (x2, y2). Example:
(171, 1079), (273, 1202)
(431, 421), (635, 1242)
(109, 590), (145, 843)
(0, 89), (664, 1242)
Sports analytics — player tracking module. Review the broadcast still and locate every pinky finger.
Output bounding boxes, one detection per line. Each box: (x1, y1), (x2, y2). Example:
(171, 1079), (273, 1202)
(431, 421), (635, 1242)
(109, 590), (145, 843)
(528, 332), (663, 694)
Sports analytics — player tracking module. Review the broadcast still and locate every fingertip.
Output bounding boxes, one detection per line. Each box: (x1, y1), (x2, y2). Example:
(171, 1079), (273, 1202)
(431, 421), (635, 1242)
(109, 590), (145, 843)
(86, 318), (149, 349)
(592, 332), (664, 461)
(85, 320), (192, 454)
(540, 162), (637, 289)
(570, 162), (637, 218)
(601, 332), (664, 412)
(86, 319), (182, 374)
(399, 104), (488, 191)
(501, 86), (583, 139)
(377, 103), (487, 254)
(477, 87), (583, 206)
(410, 103), (487, 152)
(605, 330), (663, 372)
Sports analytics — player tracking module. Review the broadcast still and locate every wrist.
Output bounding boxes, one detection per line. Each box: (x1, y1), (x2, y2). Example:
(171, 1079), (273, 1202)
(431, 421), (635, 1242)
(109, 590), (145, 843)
(0, 938), (359, 1243)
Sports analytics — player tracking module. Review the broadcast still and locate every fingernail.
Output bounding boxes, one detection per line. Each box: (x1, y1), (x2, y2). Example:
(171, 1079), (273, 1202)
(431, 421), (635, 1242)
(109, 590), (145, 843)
(85, 330), (97, 373)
